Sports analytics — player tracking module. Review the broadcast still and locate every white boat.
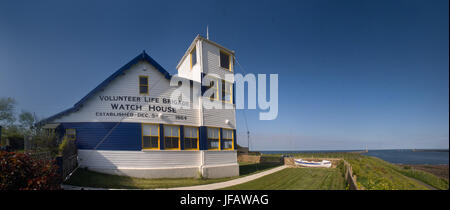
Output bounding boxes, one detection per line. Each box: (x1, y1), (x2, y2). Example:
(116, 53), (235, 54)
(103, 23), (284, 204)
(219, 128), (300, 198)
(294, 159), (332, 168)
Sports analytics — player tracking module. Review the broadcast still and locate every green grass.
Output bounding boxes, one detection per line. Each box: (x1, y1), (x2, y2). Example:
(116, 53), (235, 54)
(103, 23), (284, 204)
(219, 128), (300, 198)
(265, 153), (448, 190)
(65, 162), (282, 189)
(222, 168), (346, 190)
(239, 162), (282, 176)
(391, 165), (448, 190)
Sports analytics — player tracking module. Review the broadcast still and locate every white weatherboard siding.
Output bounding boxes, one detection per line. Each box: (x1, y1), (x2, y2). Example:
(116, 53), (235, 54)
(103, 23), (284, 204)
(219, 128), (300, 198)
(200, 40), (236, 129)
(78, 150), (201, 169)
(54, 61), (201, 126)
(202, 105), (236, 129)
(177, 41), (202, 82)
(203, 150), (237, 165)
(78, 150), (239, 178)
(202, 41), (234, 82)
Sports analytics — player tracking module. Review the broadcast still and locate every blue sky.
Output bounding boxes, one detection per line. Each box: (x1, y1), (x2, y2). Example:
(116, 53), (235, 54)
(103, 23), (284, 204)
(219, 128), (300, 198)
(0, 0), (448, 150)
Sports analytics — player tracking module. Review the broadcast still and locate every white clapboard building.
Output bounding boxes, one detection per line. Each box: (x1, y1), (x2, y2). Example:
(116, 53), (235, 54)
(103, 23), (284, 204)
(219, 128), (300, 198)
(41, 35), (238, 178)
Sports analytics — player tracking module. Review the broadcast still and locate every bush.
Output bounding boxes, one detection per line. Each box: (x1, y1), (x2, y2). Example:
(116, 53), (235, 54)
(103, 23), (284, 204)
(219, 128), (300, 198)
(58, 136), (77, 157)
(29, 132), (59, 157)
(0, 151), (61, 190)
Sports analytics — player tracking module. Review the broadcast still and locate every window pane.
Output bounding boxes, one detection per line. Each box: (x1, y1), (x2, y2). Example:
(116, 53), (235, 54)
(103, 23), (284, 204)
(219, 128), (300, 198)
(150, 136), (159, 148)
(184, 138), (197, 149)
(164, 126), (171, 136)
(191, 47), (197, 66)
(220, 51), (230, 69)
(184, 127), (191, 137)
(208, 139), (219, 149)
(223, 140), (233, 149)
(143, 136), (151, 148)
(140, 86), (148, 94)
(224, 94), (231, 102)
(164, 125), (179, 137)
(165, 137), (179, 149)
(223, 129), (233, 139)
(221, 81), (232, 102)
(143, 136), (158, 148)
(207, 128), (219, 139)
(143, 124), (158, 136)
(184, 139), (191, 149)
(139, 77), (148, 85)
(184, 127), (197, 138)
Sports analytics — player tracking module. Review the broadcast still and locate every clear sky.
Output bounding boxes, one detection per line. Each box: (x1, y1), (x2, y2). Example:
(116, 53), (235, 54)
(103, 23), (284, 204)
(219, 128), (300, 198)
(1, 0), (448, 150)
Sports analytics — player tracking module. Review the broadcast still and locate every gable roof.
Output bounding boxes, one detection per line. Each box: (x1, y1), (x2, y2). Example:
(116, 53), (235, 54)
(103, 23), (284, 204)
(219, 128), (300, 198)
(39, 51), (172, 125)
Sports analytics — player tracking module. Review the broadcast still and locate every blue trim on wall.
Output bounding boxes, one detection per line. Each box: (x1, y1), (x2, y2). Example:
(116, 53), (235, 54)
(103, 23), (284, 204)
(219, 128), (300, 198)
(199, 126), (207, 150)
(159, 124), (165, 150)
(60, 122), (141, 150)
(180, 125), (185, 150)
(219, 128), (224, 150)
(232, 83), (235, 104)
(59, 122), (235, 151)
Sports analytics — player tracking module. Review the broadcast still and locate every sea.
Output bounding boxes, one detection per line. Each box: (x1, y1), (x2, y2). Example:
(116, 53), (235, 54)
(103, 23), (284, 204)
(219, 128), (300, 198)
(260, 149), (449, 165)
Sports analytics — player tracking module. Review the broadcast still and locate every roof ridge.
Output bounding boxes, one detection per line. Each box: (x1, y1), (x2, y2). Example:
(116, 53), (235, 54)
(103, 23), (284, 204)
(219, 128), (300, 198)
(39, 51), (172, 125)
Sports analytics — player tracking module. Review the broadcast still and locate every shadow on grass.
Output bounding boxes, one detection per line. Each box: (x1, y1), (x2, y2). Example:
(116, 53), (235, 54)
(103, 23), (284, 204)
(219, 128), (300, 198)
(239, 162), (283, 176)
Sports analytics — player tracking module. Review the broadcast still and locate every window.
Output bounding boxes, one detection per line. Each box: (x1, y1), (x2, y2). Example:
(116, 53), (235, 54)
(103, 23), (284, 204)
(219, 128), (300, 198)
(164, 125), (180, 150)
(221, 80), (233, 103)
(190, 47), (197, 69)
(220, 50), (231, 70)
(142, 124), (159, 149)
(207, 127), (220, 150)
(184, 126), (198, 150)
(139, 76), (149, 94)
(65, 129), (76, 140)
(222, 129), (234, 150)
(206, 77), (219, 101)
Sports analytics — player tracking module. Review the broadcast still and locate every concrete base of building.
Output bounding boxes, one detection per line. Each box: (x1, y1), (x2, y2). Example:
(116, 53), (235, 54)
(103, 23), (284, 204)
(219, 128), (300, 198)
(201, 163), (240, 179)
(89, 167), (201, 179)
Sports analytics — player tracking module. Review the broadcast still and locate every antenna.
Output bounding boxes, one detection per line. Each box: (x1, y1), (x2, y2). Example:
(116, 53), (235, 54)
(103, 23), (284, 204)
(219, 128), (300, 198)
(206, 25), (209, 40)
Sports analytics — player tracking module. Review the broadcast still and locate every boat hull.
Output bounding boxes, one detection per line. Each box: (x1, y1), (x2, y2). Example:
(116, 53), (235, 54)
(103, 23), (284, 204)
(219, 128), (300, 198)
(294, 159), (332, 168)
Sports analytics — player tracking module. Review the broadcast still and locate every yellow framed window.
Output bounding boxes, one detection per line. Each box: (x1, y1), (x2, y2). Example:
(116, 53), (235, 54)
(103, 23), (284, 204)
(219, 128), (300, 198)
(222, 129), (234, 150)
(164, 125), (180, 150)
(142, 124), (159, 149)
(65, 129), (76, 140)
(221, 80), (233, 103)
(190, 47), (197, 69)
(184, 126), (199, 150)
(139, 76), (149, 95)
(207, 127), (220, 150)
(219, 50), (231, 71)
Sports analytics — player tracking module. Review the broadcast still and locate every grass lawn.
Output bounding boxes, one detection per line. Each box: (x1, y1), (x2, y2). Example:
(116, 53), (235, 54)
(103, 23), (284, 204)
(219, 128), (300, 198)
(265, 153), (448, 190)
(222, 168), (346, 190)
(64, 162), (282, 189)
